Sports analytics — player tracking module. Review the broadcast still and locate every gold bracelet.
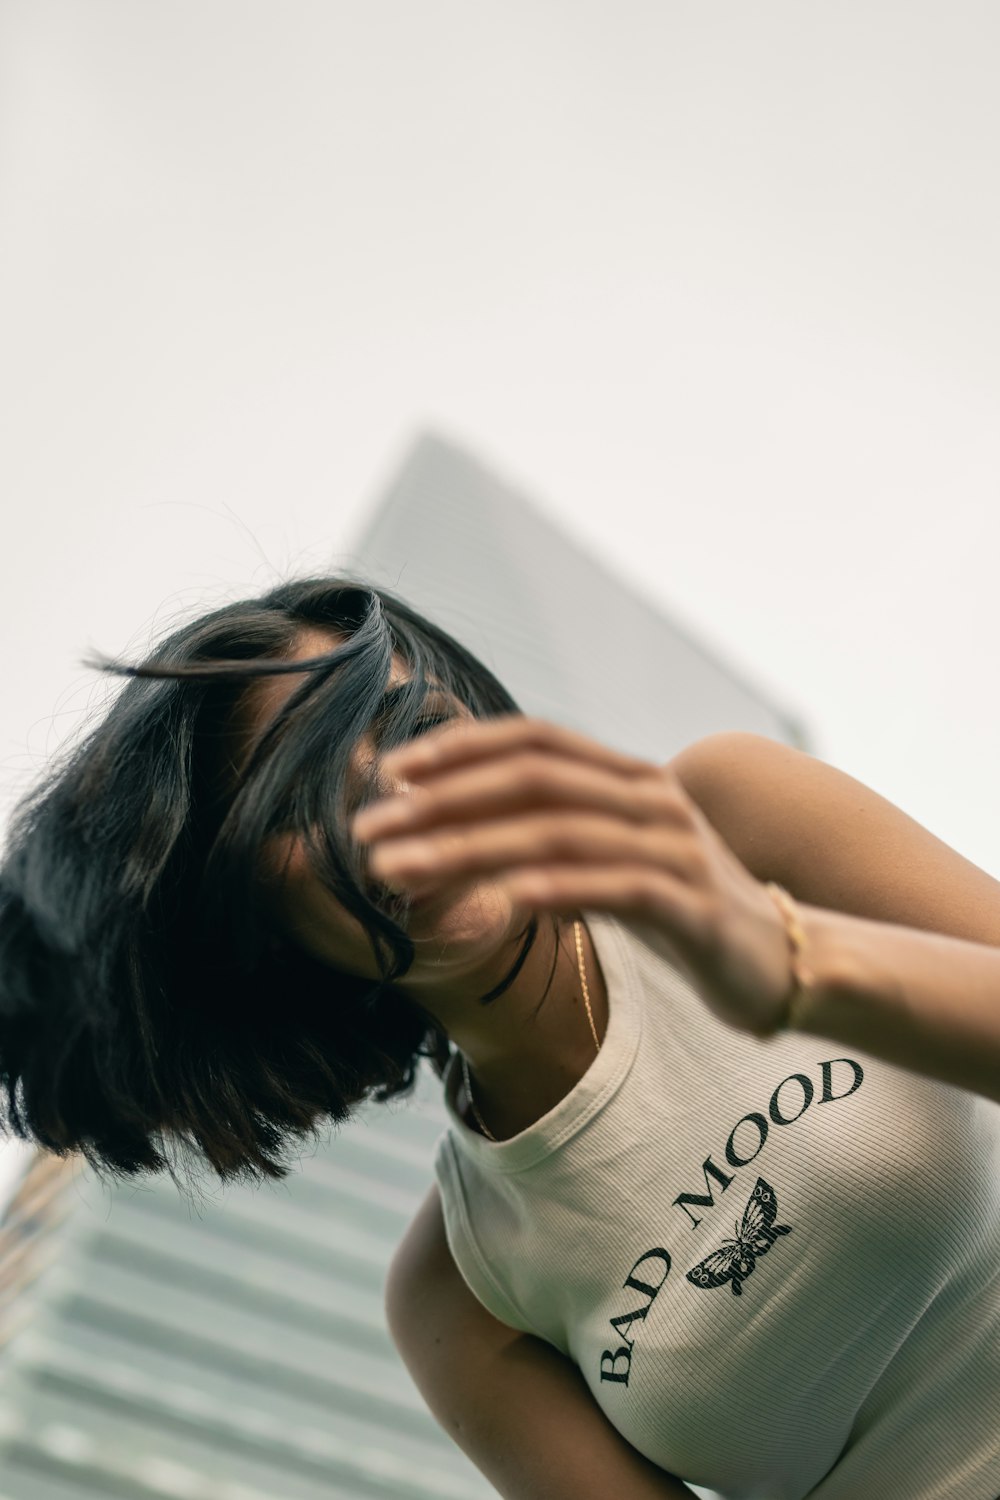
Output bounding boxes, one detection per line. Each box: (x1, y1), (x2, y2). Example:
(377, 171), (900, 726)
(764, 881), (817, 1033)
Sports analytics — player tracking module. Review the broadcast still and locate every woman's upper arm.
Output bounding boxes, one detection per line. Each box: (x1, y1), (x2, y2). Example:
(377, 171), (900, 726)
(384, 1182), (695, 1500)
(667, 730), (1000, 947)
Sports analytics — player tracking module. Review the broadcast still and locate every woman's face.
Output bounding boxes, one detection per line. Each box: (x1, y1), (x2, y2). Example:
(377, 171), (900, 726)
(239, 627), (522, 990)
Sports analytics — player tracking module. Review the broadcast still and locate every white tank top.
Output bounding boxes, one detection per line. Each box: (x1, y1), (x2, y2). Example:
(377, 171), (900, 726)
(433, 911), (1000, 1499)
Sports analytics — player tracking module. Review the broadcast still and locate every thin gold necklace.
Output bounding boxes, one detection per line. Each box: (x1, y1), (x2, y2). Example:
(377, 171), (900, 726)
(460, 918), (599, 1143)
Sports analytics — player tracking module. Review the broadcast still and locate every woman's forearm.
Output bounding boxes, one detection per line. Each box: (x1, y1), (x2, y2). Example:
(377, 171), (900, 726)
(792, 903), (1000, 1103)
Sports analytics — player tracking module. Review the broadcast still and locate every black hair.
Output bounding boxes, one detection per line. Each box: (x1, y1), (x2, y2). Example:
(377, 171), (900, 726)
(0, 576), (564, 1188)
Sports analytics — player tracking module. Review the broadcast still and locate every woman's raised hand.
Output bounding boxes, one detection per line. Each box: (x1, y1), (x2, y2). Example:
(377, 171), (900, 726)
(351, 715), (795, 1038)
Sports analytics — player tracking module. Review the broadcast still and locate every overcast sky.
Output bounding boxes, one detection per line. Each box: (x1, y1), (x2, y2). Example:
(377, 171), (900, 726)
(2, 0), (999, 884)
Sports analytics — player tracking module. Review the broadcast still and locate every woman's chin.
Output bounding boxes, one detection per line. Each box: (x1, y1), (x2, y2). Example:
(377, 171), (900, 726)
(404, 875), (520, 946)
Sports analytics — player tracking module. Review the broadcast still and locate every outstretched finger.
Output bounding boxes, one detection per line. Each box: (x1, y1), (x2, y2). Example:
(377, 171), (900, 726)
(378, 714), (657, 784)
(352, 752), (684, 842)
(498, 863), (710, 958)
(366, 810), (699, 886)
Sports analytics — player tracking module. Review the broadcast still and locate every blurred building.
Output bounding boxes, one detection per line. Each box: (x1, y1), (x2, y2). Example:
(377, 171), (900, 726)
(347, 432), (807, 761)
(0, 432), (808, 1499)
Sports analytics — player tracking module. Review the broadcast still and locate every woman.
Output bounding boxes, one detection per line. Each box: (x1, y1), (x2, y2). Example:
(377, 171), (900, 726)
(1, 575), (998, 1499)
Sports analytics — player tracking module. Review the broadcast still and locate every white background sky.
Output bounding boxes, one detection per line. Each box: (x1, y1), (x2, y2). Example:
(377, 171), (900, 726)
(2, 1), (999, 880)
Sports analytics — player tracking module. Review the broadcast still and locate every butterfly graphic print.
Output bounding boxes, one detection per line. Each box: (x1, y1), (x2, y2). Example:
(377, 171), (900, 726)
(686, 1177), (792, 1297)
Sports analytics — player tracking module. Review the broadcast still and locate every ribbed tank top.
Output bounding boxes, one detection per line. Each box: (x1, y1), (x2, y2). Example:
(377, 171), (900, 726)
(433, 911), (1000, 1499)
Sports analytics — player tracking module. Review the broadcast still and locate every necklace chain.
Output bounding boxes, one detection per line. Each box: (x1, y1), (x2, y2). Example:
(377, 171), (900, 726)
(460, 918), (598, 1143)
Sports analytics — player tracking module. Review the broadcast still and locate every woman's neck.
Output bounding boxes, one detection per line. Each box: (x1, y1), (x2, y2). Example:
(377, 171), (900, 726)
(447, 917), (609, 1140)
